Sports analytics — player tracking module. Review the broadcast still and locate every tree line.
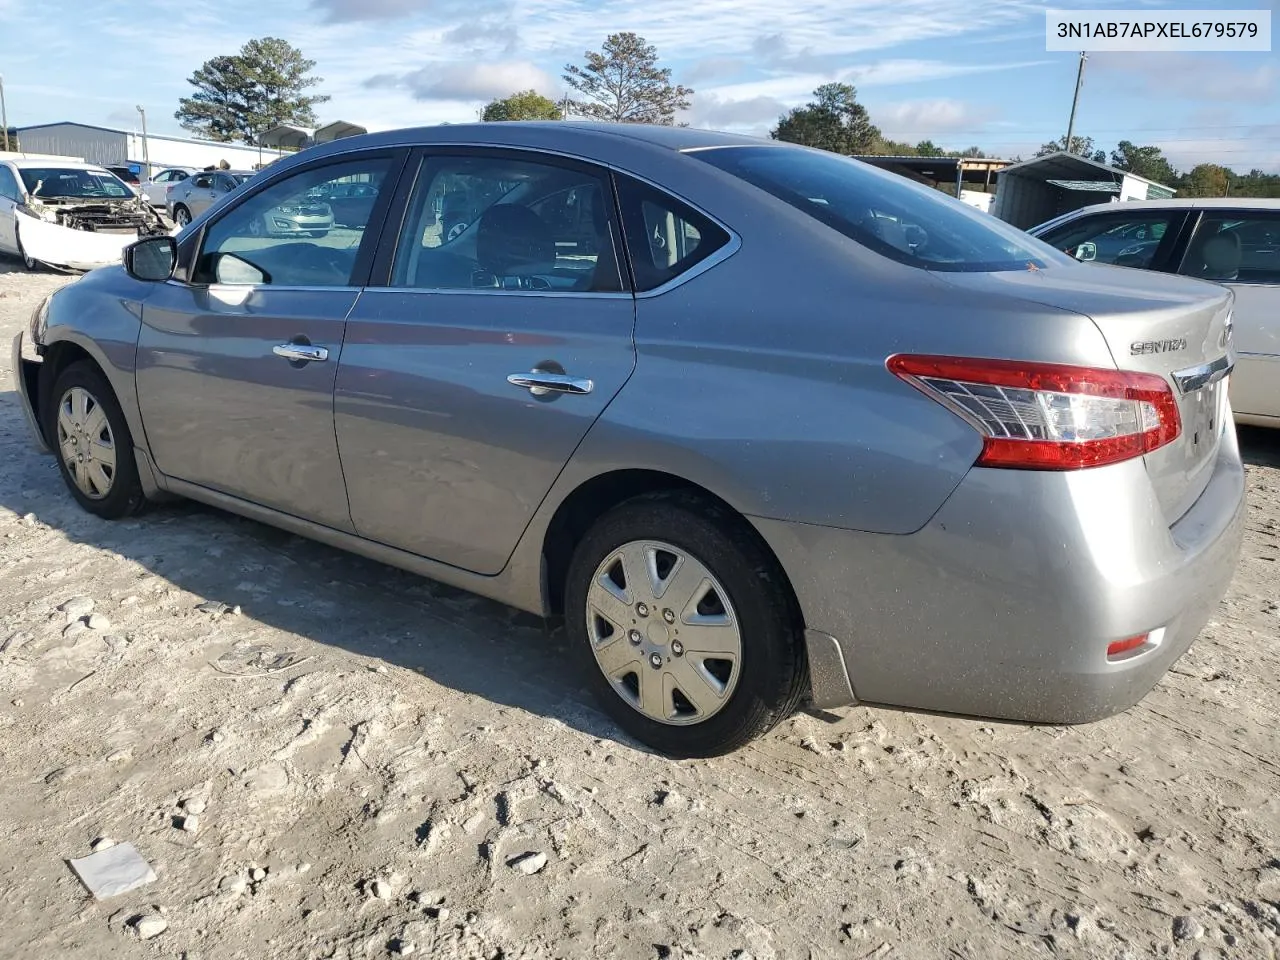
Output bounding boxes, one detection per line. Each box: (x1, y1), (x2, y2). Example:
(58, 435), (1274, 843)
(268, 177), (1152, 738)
(170, 35), (1276, 199)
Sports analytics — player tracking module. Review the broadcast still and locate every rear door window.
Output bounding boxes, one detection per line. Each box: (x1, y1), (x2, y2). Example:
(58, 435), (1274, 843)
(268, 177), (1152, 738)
(1177, 213), (1280, 284)
(388, 151), (624, 293)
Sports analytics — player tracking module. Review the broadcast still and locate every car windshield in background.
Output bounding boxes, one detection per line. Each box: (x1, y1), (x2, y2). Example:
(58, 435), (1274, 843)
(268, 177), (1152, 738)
(19, 168), (133, 200)
(691, 145), (1068, 273)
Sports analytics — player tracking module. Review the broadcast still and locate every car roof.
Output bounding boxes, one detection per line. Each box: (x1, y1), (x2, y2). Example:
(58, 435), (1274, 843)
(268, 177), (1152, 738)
(1065, 197), (1280, 215)
(259, 121), (771, 170)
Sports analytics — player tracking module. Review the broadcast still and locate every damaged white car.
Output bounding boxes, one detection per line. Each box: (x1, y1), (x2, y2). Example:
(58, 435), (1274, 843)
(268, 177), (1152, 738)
(0, 158), (171, 271)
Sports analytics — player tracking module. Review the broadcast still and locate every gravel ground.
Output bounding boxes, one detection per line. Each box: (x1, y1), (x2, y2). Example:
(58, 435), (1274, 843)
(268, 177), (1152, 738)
(1, 259), (1278, 960)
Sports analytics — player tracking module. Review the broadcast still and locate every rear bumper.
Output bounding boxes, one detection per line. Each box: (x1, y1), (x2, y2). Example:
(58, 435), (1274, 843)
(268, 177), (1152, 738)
(753, 424), (1246, 722)
(11, 332), (49, 454)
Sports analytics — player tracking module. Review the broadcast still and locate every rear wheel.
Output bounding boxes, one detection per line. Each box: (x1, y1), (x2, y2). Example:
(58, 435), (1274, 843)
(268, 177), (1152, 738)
(44, 361), (147, 520)
(173, 205), (191, 228)
(565, 493), (807, 757)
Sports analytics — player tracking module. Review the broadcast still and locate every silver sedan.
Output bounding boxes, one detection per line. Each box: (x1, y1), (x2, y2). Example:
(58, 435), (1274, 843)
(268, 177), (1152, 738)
(12, 122), (1244, 757)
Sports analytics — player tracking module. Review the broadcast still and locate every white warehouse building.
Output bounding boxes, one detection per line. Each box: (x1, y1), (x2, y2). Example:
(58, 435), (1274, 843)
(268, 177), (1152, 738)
(12, 121), (291, 175)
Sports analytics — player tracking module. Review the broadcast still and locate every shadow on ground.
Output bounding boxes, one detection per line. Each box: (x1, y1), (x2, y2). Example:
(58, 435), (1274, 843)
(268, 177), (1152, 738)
(1240, 425), (1280, 469)
(0, 386), (643, 749)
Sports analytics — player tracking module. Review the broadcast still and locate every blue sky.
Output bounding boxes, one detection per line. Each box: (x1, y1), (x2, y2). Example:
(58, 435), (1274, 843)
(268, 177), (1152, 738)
(1, 0), (1277, 172)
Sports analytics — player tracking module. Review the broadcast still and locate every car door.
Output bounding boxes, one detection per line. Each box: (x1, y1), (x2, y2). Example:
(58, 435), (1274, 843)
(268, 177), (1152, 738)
(184, 172), (218, 216)
(135, 151), (404, 530)
(334, 148), (636, 575)
(1175, 209), (1280, 421)
(0, 164), (19, 254)
(143, 170), (172, 206)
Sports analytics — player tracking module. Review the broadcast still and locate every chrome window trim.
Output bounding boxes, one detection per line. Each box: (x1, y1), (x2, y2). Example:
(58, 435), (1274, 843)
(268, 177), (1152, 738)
(266, 138), (743, 298)
(357, 286), (634, 301)
(162, 279), (364, 295)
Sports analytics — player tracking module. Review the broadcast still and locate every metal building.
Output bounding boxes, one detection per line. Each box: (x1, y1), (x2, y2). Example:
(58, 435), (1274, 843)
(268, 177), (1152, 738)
(12, 121), (290, 175)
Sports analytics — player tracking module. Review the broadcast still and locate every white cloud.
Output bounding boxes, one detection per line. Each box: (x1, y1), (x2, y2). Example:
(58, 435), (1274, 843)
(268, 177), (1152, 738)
(366, 61), (559, 103)
(687, 94), (789, 132)
(1091, 53), (1278, 104)
(699, 59), (1050, 106)
(875, 98), (998, 141)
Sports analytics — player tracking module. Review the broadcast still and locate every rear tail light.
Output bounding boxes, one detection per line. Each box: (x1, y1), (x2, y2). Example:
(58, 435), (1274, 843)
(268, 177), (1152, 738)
(888, 354), (1181, 470)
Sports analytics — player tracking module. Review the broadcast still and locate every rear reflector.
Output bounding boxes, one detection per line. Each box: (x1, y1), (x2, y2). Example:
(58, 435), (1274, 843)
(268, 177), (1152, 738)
(1106, 635), (1148, 658)
(887, 355), (1181, 470)
(1106, 627), (1165, 661)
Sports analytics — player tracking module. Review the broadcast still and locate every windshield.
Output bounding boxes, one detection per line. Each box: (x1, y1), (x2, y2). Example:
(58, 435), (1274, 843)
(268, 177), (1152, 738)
(691, 145), (1069, 273)
(19, 167), (133, 200)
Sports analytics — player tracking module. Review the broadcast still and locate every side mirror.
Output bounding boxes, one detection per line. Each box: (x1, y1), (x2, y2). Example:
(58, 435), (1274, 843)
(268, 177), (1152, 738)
(211, 252), (271, 285)
(1074, 241), (1097, 262)
(123, 235), (177, 282)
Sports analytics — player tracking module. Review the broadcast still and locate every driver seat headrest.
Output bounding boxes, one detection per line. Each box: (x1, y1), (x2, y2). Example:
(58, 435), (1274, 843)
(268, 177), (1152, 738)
(476, 204), (556, 277)
(1197, 232), (1241, 280)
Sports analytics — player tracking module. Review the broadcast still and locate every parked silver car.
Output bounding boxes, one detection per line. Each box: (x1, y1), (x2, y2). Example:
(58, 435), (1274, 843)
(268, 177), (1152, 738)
(140, 166), (195, 208)
(1030, 199), (1280, 428)
(11, 123), (1245, 757)
(166, 169), (252, 226)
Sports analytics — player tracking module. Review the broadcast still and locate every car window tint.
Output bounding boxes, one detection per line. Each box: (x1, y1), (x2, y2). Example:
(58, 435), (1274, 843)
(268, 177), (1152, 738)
(1037, 213), (1179, 269)
(0, 166), (18, 200)
(192, 157), (391, 287)
(1178, 214), (1280, 284)
(390, 153), (623, 293)
(614, 175), (730, 291)
(192, 173), (213, 189)
(691, 145), (1064, 273)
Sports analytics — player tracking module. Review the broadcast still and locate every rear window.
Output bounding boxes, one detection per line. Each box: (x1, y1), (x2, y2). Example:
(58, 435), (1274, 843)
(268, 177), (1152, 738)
(691, 145), (1068, 273)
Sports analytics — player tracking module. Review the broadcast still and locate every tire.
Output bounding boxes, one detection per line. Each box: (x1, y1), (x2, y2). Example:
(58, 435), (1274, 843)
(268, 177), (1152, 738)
(15, 227), (39, 271)
(44, 360), (147, 520)
(173, 205), (191, 228)
(565, 492), (807, 758)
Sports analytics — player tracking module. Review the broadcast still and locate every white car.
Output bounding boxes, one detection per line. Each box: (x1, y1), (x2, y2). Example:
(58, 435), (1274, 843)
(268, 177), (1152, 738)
(1031, 198), (1280, 428)
(140, 166), (196, 208)
(0, 157), (171, 271)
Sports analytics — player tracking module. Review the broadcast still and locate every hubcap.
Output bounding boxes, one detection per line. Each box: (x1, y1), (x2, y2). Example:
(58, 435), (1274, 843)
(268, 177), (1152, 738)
(586, 540), (742, 726)
(176, 207), (190, 225)
(56, 387), (116, 500)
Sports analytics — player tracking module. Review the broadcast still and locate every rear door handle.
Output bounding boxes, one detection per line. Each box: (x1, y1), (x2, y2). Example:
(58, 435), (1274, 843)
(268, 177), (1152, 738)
(506, 372), (594, 396)
(273, 343), (329, 363)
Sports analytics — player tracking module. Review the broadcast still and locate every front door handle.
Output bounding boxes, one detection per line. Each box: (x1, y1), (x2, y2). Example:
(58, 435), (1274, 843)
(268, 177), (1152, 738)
(273, 343), (329, 363)
(506, 372), (594, 396)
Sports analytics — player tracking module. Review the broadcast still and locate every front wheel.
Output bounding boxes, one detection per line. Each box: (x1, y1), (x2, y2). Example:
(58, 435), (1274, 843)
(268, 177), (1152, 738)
(565, 493), (807, 757)
(44, 361), (147, 520)
(15, 227), (39, 271)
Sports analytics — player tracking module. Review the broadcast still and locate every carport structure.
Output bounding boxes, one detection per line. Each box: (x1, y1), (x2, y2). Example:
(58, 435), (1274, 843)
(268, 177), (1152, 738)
(989, 151), (1175, 229)
(257, 120), (369, 152)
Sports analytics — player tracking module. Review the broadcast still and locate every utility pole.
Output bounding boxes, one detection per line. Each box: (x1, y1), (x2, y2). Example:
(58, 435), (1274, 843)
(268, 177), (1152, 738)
(135, 104), (150, 180)
(1, 75), (9, 152)
(1064, 51), (1087, 154)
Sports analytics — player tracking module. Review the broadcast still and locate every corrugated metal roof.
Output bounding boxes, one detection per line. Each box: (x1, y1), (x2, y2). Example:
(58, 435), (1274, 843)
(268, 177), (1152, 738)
(1044, 179), (1122, 192)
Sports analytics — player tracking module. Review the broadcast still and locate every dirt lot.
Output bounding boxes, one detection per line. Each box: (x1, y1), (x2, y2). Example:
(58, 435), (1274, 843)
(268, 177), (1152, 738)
(0, 260), (1278, 960)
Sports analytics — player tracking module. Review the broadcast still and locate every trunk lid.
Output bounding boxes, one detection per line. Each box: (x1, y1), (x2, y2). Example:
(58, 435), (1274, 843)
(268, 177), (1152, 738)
(935, 264), (1235, 524)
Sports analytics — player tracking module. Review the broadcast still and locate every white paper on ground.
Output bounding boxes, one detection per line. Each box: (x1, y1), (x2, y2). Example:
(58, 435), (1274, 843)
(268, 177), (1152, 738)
(69, 842), (157, 899)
